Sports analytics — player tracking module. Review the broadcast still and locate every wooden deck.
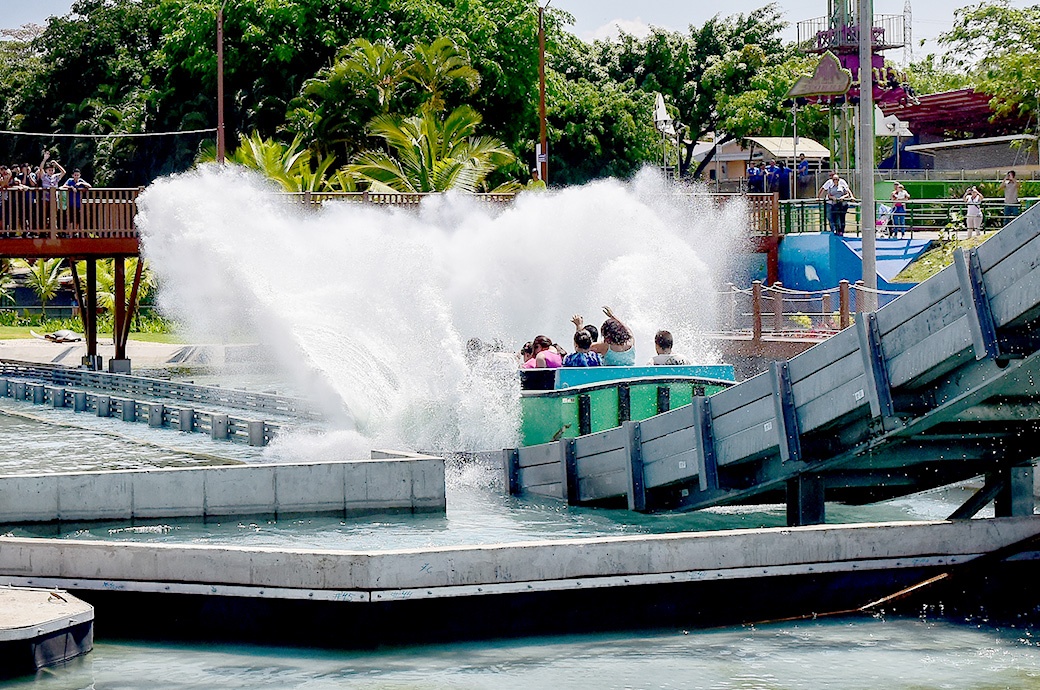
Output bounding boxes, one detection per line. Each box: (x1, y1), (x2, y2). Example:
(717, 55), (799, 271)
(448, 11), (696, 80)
(505, 206), (1040, 525)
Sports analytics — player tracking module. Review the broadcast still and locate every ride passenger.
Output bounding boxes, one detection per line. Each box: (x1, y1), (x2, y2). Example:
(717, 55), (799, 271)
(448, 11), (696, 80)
(563, 329), (602, 367)
(521, 334), (563, 369)
(573, 307), (635, 366)
(648, 330), (692, 365)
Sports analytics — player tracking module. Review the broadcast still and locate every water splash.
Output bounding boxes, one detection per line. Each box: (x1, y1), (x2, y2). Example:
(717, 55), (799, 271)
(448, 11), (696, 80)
(136, 167), (748, 453)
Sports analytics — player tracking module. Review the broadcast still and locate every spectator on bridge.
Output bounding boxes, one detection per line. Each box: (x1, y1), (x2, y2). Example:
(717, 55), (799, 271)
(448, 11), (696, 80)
(765, 160), (780, 194)
(777, 161), (792, 201)
(1002, 170), (1020, 225)
(797, 154), (810, 188)
(747, 161), (764, 193)
(648, 330), (692, 365)
(819, 171), (854, 236)
(64, 168), (92, 231)
(37, 152), (65, 230)
(964, 186), (984, 239)
(890, 182), (911, 238)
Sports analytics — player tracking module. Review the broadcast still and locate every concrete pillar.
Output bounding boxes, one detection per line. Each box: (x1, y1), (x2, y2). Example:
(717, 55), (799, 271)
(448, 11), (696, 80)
(120, 399), (136, 422)
(247, 421), (266, 447)
(787, 474), (825, 527)
(73, 391), (87, 412)
(179, 409), (194, 433)
(211, 414), (229, 440)
(48, 387), (65, 408)
(31, 383), (45, 404)
(96, 395), (111, 418)
(148, 404), (164, 428)
(108, 359), (132, 374)
(12, 381), (26, 402)
(995, 465), (1035, 518)
(0, 378), (8, 397)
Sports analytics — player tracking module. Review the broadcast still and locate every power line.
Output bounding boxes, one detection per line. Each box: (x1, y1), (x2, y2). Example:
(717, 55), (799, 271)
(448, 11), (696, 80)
(0, 128), (217, 139)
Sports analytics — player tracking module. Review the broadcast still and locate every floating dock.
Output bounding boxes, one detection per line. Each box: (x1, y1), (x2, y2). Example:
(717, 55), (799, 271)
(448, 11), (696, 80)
(0, 587), (93, 676)
(0, 517), (1038, 645)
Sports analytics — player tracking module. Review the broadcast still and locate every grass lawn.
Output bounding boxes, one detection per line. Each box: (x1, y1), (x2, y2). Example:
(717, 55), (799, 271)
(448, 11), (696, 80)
(893, 233), (991, 283)
(0, 326), (185, 344)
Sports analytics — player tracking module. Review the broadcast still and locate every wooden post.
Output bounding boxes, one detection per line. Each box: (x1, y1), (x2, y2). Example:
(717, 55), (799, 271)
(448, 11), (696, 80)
(752, 280), (763, 341)
(727, 283), (737, 330)
(839, 279), (851, 329)
(822, 292), (832, 329)
(854, 280), (865, 314)
(771, 281), (784, 333)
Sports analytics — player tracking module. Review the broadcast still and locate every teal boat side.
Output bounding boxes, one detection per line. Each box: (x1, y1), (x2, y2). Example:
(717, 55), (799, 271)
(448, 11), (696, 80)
(554, 365), (736, 389)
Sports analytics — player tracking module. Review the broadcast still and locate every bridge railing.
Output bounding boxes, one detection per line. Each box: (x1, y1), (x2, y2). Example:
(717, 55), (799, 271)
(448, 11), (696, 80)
(780, 197), (1040, 236)
(0, 187), (141, 239)
(716, 280), (908, 337)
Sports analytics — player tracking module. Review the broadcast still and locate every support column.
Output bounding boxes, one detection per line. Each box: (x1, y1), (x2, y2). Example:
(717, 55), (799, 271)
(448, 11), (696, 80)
(83, 259), (101, 370)
(786, 474), (825, 526)
(995, 464), (1035, 518)
(109, 257), (132, 373)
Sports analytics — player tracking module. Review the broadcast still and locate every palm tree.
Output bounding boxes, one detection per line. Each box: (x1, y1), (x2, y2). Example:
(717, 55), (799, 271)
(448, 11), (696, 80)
(14, 258), (68, 316)
(198, 133), (357, 192)
(348, 105), (517, 193)
(403, 37), (480, 113)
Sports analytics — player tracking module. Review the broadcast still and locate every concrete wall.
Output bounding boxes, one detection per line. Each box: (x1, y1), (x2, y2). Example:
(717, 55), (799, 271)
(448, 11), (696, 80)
(0, 456), (445, 523)
(0, 518), (1036, 600)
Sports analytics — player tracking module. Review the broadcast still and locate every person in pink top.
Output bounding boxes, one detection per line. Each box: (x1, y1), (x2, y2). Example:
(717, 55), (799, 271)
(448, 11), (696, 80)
(521, 334), (563, 369)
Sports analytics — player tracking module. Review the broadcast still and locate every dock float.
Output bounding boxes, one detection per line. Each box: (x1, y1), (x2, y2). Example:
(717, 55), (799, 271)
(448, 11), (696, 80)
(0, 586), (93, 677)
(0, 517), (1038, 646)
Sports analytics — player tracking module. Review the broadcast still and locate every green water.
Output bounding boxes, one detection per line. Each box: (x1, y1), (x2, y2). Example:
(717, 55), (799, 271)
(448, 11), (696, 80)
(6, 618), (1040, 689)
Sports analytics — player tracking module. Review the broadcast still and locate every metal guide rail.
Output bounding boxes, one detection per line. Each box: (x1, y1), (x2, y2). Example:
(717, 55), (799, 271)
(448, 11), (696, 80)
(0, 376), (278, 447)
(0, 360), (322, 422)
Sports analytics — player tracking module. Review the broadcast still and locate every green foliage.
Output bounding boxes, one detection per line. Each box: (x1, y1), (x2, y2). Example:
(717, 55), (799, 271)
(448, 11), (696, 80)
(14, 259), (68, 311)
(906, 54), (973, 96)
(939, 2), (1040, 122)
(349, 105), (515, 192)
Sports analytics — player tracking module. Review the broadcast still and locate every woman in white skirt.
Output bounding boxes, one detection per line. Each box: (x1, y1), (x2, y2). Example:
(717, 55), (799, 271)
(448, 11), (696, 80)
(964, 186), (984, 238)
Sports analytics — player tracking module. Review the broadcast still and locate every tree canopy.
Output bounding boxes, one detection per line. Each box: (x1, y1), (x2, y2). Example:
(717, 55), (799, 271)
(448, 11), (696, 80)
(0, 0), (875, 187)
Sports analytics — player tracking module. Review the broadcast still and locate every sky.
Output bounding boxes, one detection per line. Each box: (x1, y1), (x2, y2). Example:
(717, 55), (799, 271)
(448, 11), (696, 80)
(0, 0), (1028, 59)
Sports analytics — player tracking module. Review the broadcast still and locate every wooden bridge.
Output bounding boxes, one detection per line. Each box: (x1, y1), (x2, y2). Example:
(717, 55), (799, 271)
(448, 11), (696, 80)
(504, 207), (1040, 526)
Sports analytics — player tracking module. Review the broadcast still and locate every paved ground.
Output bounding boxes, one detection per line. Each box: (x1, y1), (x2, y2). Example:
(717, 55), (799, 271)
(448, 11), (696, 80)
(0, 339), (256, 369)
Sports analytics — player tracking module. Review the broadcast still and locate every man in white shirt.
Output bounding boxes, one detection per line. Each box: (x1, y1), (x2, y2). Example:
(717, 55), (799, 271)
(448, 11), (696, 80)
(819, 171), (853, 235)
(648, 330), (691, 365)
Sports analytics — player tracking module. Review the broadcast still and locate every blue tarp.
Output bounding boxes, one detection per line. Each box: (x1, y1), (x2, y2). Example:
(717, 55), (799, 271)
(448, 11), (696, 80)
(778, 233), (930, 294)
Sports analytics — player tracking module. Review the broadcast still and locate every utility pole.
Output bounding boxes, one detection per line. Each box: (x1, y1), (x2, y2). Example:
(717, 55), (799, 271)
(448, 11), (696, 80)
(216, 3), (226, 165)
(858, 0), (877, 311)
(538, 1), (551, 184)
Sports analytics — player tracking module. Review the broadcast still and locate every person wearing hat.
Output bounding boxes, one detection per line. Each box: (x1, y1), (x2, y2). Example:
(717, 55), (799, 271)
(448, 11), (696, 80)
(890, 182), (910, 238)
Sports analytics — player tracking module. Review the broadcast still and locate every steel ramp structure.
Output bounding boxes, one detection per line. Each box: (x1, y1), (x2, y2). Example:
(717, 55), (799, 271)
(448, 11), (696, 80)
(504, 209), (1040, 525)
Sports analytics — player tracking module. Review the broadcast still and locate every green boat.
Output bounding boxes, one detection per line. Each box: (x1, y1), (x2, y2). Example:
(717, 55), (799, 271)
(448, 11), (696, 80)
(519, 365), (737, 446)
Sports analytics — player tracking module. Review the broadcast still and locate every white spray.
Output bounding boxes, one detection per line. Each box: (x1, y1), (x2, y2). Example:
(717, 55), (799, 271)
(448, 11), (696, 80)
(136, 167), (748, 455)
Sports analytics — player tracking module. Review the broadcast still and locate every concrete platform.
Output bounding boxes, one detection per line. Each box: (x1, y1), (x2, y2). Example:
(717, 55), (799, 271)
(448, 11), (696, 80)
(0, 586), (93, 677)
(0, 517), (1037, 646)
(0, 339), (263, 369)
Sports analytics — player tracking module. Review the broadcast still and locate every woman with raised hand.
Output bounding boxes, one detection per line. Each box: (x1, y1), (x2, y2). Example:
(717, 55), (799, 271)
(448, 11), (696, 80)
(573, 307), (635, 366)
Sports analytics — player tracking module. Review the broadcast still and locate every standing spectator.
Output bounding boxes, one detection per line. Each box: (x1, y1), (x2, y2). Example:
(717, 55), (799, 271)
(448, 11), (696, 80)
(765, 160), (780, 194)
(747, 160), (764, 193)
(819, 171), (854, 236)
(64, 168), (92, 231)
(37, 151), (65, 230)
(964, 186), (984, 239)
(796, 154), (810, 189)
(890, 182), (911, 238)
(1002, 170), (1020, 225)
(777, 161), (792, 201)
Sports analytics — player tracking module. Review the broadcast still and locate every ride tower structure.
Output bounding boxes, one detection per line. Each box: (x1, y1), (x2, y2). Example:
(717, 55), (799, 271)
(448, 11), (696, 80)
(796, 1), (911, 172)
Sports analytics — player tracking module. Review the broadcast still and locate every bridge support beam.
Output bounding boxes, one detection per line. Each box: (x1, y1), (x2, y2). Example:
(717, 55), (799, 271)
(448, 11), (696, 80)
(995, 464), (1035, 518)
(786, 474), (825, 527)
